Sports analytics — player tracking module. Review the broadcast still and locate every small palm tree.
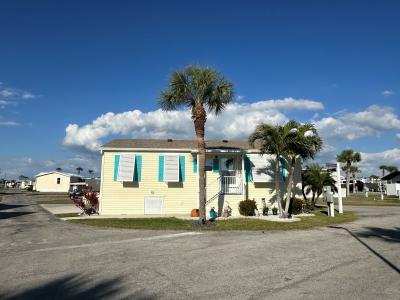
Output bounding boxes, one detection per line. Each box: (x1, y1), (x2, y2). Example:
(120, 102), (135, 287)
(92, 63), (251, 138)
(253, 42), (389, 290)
(302, 164), (337, 209)
(159, 65), (234, 221)
(76, 167), (83, 175)
(249, 121), (299, 216)
(282, 122), (322, 216)
(56, 167), (62, 171)
(88, 169), (94, 178)
(349, 166), (360, 193)
(337, 149), (361, 196)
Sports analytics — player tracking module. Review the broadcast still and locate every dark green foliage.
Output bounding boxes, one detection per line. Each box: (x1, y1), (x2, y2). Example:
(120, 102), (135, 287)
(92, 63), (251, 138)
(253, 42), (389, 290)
(239, 199), (257, 216)
(262, 206), (269, 216)
(272, 207), (278, 215)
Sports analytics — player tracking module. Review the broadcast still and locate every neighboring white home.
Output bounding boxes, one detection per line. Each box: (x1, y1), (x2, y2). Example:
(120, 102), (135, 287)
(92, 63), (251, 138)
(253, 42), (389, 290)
(35, 171), (83, 192)
(382, 171), (400, 196)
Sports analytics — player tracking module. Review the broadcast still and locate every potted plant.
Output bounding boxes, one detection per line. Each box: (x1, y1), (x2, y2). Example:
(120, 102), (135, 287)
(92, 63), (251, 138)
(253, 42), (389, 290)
(272, 207), (278, 215)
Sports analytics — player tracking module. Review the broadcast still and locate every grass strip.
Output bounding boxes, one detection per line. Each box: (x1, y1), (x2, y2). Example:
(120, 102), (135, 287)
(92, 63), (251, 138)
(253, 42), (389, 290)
(69, 210), (357, 231)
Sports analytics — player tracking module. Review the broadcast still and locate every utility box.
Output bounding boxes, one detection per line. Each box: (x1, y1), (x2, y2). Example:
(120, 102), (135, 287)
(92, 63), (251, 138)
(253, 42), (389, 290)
(323, 186), (335, 217)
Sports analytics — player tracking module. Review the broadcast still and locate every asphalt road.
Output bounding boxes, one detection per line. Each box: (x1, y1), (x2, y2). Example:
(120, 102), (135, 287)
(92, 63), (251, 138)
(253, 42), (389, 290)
(0, 193), (399, 299)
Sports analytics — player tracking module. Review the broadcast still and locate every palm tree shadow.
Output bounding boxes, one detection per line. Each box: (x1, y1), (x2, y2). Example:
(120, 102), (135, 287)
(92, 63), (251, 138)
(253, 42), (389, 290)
(356, 227), (400, 243)
(1, 274), (156, 300)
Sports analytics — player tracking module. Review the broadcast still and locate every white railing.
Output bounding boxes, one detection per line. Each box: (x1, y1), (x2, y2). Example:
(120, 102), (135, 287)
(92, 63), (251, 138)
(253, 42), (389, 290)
(221, 176), (242, 194)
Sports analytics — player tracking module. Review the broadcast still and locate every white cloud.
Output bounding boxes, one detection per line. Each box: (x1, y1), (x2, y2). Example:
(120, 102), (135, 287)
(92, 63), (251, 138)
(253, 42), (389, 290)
(382, 90), (394, 96)
(63, 97), (323, 152)
(0, 100), (17, 109)
(236, 95), (245, 101)
(0, 155), (100, 179)
(0, 121), (19, 126)
(0, 84), (38, 100)
(359, 148), (400, 175)
(314, 105), (400, 141)
(0, 89), (15, 97)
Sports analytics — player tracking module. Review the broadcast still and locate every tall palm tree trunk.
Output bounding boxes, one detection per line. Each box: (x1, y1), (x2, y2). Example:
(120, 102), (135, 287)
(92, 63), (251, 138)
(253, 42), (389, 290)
(275, 156), (283, 216)
(352, 173), (356, 193)
(192, 104), (207, 221)
(284, 157), (296, 216)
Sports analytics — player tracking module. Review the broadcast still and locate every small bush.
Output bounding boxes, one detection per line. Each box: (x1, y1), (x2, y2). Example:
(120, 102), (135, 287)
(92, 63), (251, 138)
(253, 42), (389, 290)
(291, 198), (305, 215)
(239, 199), (257, 216)
(262, 206), (269, 216)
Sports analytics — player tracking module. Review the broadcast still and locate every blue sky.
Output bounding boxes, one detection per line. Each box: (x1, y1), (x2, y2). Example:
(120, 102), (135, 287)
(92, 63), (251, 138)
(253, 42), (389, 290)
(0, 0), (399, 178)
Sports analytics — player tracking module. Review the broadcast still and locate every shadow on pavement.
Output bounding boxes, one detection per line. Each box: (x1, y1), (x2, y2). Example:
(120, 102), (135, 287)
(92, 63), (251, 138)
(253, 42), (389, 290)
(329, 226), (400, 274)
(357, 227), (400, 244)
(0, 211), (34, 220)
(0, 274), (155, 300)
(0, 204), (28, 211)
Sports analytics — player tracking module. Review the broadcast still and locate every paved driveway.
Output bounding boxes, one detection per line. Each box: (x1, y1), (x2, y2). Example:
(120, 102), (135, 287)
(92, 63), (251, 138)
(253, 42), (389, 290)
(0, 193), (399, 299)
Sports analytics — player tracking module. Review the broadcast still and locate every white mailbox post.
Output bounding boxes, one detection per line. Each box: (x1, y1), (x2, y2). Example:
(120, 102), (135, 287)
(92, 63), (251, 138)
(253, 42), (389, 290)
(336, 162), (343, 213)
(324, 186), (335, 217)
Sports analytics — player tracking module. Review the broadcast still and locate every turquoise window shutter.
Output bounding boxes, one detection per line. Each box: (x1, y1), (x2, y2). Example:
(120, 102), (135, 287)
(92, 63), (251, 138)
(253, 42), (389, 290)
(213, 158), (219, 173)
(179, 155), (185, 182)
(158, 155), (164, 182)
(244, 156), (252, 182)
(280, 157), (287, 181)
(134, 155), (142, 182)
(113, 155), (120, 182)
(193, 158), (197, 173)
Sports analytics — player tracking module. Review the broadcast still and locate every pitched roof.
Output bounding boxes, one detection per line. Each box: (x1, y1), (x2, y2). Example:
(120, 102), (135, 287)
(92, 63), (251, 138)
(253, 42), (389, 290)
(35, 171), (83, 178)
(101, 139), (256, 150)
(382, 171), (400, 180)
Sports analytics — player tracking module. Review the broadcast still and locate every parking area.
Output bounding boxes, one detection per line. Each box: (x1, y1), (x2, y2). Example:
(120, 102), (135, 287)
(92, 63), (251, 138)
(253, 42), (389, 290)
(0, 193), (399, 299)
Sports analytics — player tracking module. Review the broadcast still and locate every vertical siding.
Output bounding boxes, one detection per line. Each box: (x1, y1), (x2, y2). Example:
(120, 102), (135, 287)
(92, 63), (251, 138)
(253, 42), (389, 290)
(100, 151), (198, 215)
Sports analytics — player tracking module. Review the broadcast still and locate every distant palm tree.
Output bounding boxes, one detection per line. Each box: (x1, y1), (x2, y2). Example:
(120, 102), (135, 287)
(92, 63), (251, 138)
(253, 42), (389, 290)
(56, 167), (62, 171)
(349, 166), (360, 193)
(88, 169), (94, 177)
(76, 167), (83, 175)
(379, 165), (388, 177)
(386, 166), (398, 173)
(159, 65), (234, 221)
(337, 149), (361, 196)
(302, 164), (337, 209)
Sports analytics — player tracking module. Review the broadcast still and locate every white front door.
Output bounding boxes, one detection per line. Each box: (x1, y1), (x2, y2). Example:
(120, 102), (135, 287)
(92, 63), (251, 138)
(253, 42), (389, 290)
(144, 197), (163, 214)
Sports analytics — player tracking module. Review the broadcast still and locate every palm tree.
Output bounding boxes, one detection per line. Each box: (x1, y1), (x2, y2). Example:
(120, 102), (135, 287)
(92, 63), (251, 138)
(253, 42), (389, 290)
(249, 121), (300, 216)
(282, 122), (322, 216)
(349, 166), (360, 193)
(76, 167), (83, 175)
(56, 167), (62, 171)
(159, 65), (234, 221)
(302, 164), (337, 209)
(386, 166), (398, 173)
(88, 169), (94, 178)
(379, 165), (388, 177)
(337, 149), (361, 196)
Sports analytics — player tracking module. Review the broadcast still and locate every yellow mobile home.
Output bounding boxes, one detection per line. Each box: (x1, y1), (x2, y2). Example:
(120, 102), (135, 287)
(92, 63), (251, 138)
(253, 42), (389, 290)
(99, 139), (302, 216)
(35, 171), (83, 193)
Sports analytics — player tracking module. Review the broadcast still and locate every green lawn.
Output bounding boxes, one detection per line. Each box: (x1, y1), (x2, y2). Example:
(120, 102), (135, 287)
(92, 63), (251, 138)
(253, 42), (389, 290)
(37, 199), (72, 205)
(55, 213), (80, 218)
(68, 210), (357, 231)
(337, 199), (400, 206)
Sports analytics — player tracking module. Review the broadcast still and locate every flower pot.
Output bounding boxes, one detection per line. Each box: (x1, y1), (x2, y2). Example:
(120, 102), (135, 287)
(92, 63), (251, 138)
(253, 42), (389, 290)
(190, 209), (199, 217)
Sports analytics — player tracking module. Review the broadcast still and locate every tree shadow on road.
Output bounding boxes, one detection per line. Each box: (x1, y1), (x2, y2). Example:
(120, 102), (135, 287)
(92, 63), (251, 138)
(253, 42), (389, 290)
(0, 211), (34, 220)
(0, 274), (155, 300)
(357, 227), (400, 244)
(0, 203), (27, 211)
(329, 226), (400, 274)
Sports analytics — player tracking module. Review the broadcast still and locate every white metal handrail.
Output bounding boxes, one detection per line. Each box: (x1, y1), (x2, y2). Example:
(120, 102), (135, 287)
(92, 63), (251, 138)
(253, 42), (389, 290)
(221, 176), (242, 194)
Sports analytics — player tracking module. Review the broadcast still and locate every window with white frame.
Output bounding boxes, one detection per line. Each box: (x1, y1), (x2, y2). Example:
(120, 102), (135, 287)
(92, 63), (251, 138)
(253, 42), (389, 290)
(117, 154), (136, 182)
(220, 157), (235, 172)
(249, 154), (273, 182)
(164, 155), (180, 182)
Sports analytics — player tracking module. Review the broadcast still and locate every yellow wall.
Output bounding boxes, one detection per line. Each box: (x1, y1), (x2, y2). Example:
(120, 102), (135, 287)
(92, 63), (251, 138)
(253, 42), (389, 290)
(35, 173), (71, 192)
(100, 151), (198, 215)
